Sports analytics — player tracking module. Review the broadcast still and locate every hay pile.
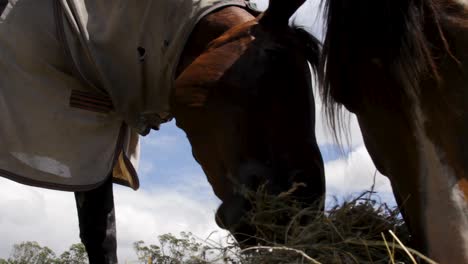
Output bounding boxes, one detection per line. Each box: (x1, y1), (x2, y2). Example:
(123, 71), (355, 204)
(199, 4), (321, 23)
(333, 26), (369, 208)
(202, 190), (434, 264)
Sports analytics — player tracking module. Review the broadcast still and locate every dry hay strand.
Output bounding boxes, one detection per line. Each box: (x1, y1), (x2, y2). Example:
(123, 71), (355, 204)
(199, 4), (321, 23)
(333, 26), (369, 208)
(224, 188), (432, 264)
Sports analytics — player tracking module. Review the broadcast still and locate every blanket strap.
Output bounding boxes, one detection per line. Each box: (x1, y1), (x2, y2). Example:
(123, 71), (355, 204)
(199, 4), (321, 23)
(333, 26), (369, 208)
(53, 0), (114, 113)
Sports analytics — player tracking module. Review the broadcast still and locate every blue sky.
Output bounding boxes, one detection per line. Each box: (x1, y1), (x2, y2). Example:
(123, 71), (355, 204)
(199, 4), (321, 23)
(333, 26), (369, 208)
(138, 121), (349, 191)
(0, 1), (397, 262)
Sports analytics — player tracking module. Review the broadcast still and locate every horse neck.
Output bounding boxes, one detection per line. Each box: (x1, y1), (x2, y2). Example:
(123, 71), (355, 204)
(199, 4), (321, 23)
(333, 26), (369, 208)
(391, 3), (468, 260)
(176, 6), (255, 76)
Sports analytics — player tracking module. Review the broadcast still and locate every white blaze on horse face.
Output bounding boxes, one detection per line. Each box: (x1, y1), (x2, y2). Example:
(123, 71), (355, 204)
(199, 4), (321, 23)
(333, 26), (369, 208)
(11, 152), (72, 178)
(413, 101), (468, 263)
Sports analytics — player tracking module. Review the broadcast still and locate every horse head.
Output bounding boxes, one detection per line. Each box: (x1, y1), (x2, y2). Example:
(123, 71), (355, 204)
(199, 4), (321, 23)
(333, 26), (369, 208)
(171, 1), (324, 246)
(319, 0), (468, 261)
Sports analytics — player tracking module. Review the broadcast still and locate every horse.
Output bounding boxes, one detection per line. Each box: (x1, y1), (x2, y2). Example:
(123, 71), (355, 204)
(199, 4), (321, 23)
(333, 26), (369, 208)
(172, 0), (325, 248)
(318, 0), (468, 262)
(0, 0), (324, 262)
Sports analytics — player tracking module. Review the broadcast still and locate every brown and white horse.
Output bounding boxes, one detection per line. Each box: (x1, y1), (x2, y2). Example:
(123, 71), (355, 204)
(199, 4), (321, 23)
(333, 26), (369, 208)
(319, 0), (468, 262)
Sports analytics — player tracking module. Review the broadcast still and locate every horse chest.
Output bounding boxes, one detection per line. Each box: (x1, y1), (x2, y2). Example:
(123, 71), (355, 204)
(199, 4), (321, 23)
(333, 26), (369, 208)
(412, 95), (468, 263)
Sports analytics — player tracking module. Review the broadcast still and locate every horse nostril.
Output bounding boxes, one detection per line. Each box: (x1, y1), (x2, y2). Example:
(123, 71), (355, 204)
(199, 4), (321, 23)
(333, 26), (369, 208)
(237, 160), (274, 191)
(137, 46), (146, 62)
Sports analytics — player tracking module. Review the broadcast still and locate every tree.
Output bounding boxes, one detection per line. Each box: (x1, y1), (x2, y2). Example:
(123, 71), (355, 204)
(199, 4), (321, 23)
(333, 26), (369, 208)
(2, 241), (88, 264)
(134, 232), (209, 264)
(7, 241), (56, 264)
(133, 240), (161, 264)
(57, 243), (88, 264)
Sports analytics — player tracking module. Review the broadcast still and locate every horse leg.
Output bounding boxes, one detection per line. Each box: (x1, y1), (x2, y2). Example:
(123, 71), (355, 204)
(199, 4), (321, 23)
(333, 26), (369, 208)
(74, 177), (118, 264)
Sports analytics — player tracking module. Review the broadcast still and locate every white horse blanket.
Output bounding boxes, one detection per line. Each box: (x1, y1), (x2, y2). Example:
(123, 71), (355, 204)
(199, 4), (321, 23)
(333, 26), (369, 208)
(0, 0), (246, 191)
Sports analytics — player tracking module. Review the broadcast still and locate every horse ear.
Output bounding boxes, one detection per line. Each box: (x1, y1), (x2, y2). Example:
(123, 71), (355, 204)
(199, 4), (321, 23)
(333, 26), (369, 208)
(261, 0), (306, 26)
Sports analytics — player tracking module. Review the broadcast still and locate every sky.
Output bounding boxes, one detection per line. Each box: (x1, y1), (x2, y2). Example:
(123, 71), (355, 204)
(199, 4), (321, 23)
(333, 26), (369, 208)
(0, 1), (396, 262)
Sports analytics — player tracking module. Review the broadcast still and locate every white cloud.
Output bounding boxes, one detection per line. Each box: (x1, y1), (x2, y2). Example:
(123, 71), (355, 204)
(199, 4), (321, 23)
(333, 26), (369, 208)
(138, 159), (155, 179)
(252, 0), (324, 38)
(314, 96), (365, 148)
(113, 186), (228, 262)
(0, 178), (227, 262)
(142, 134), (179, 149)
(293, 0), (324, 39)
(324, 145), (395, 204)
(0, 179), (79, 260)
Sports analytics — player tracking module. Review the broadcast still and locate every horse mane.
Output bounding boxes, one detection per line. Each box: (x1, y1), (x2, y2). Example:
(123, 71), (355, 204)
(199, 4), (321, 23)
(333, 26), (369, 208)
(319, 0), (468, 135)
(293, 27), (321, 75)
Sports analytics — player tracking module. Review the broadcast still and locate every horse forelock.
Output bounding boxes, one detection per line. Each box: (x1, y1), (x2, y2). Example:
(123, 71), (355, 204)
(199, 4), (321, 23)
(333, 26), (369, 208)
(318, 0), (467, 140)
